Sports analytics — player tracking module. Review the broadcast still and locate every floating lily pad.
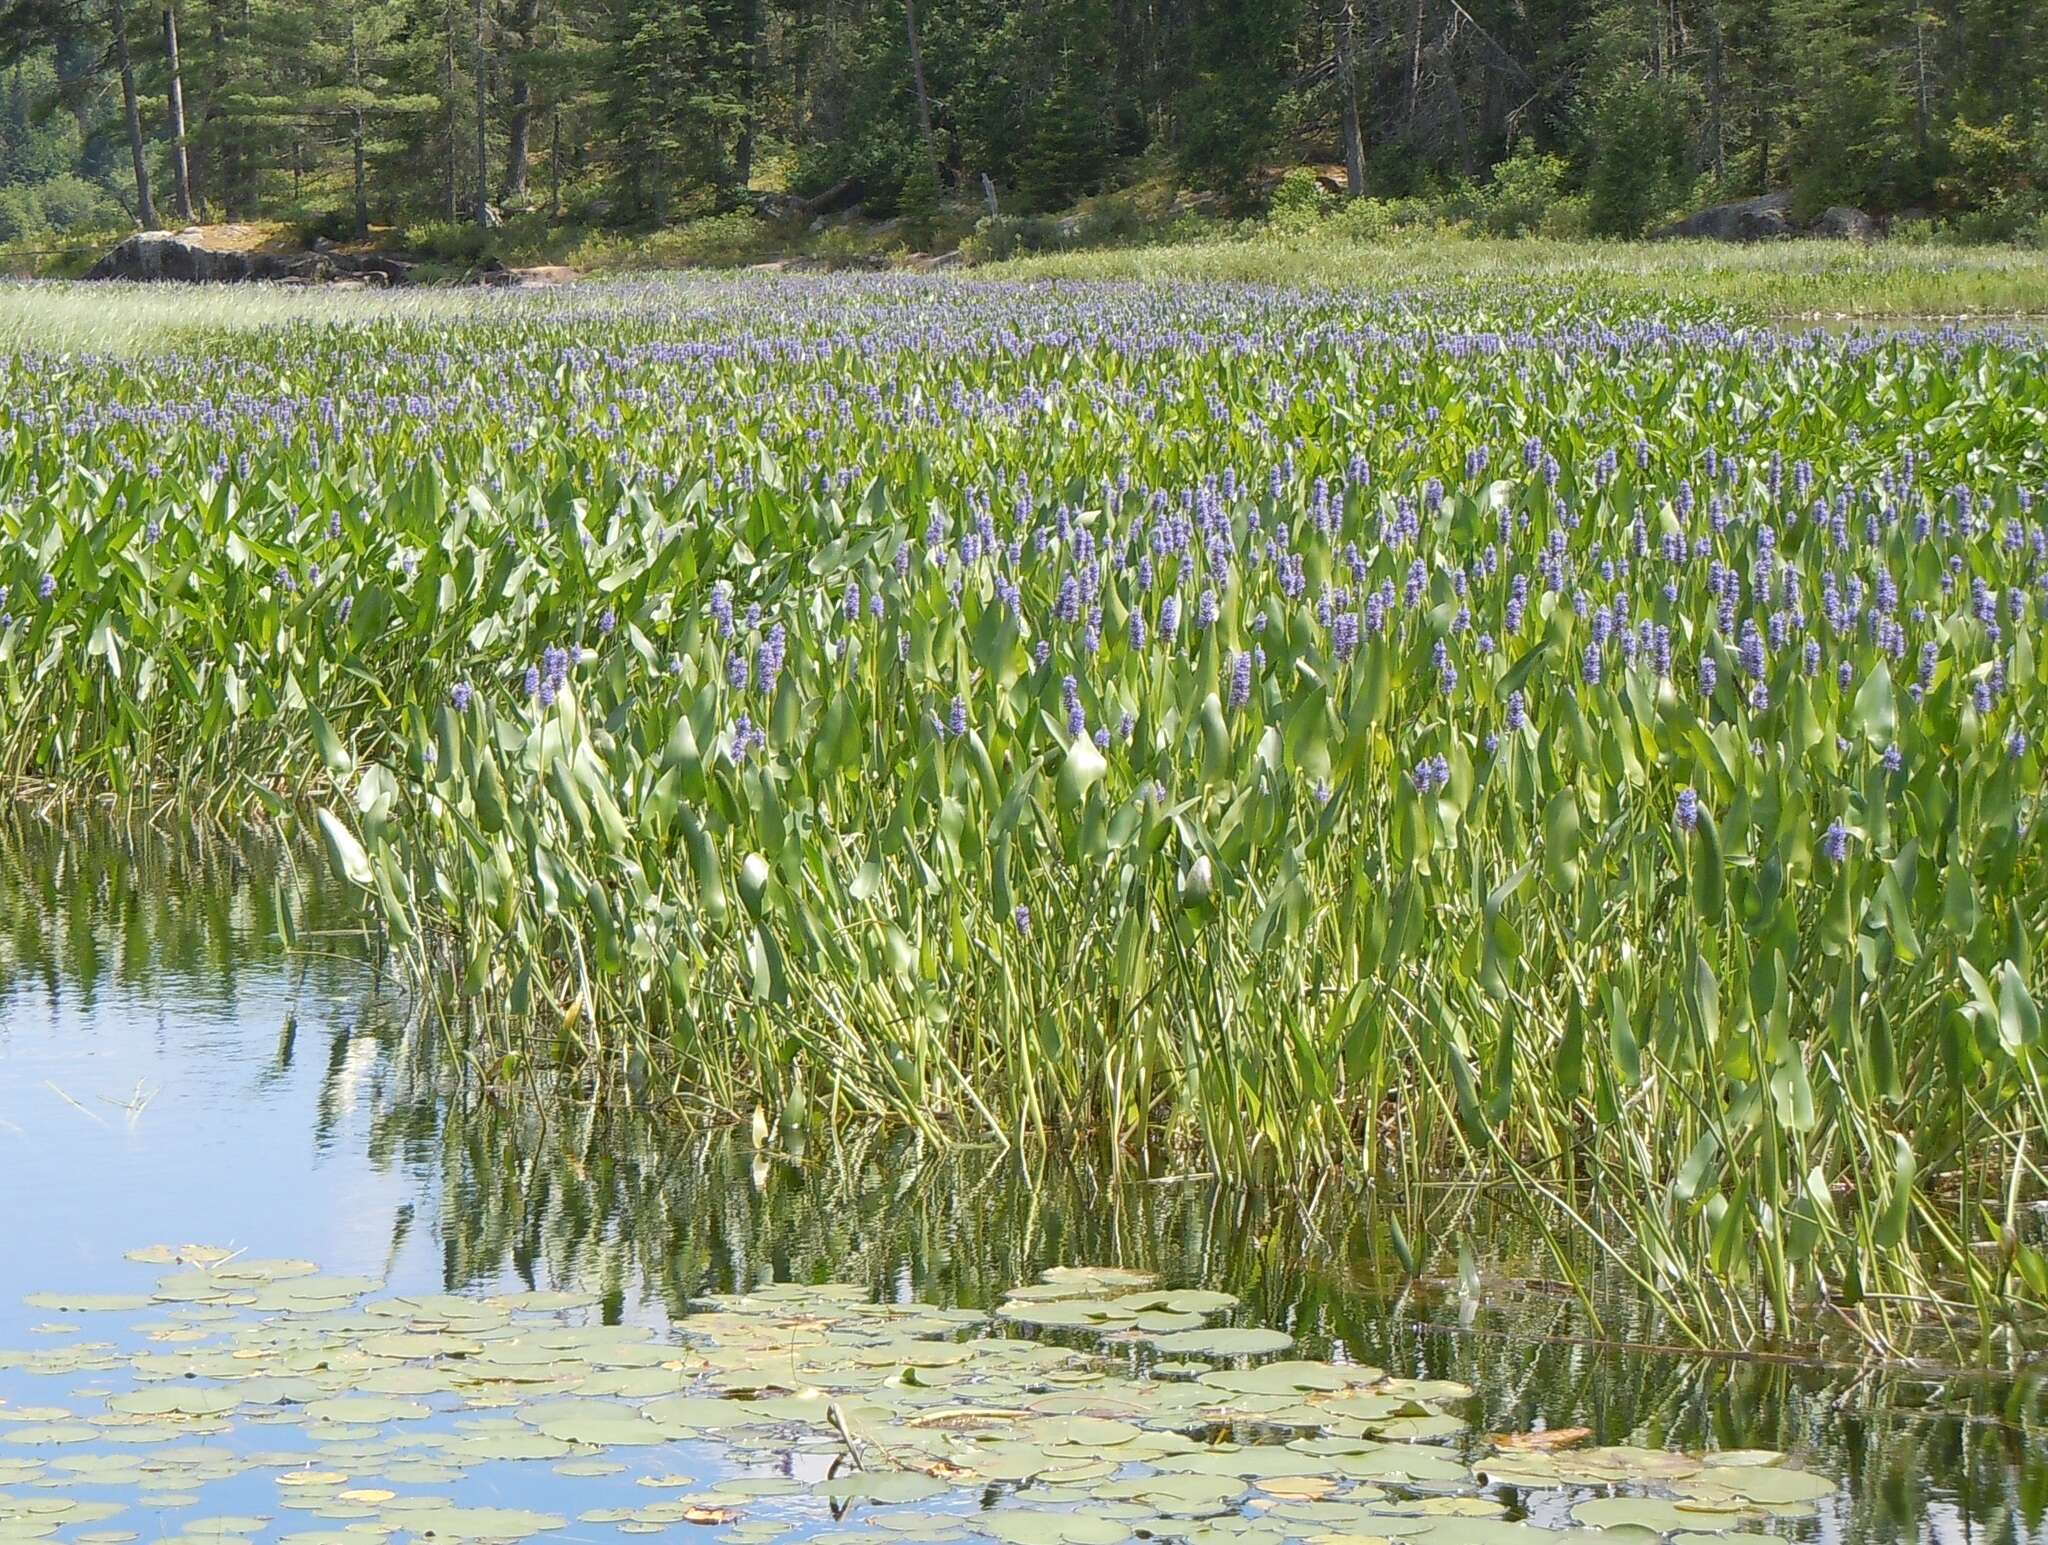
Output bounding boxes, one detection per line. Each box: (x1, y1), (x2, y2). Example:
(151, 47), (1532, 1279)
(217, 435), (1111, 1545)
(22, 1294), (152, 1313)
(972, 1513), (1132, 1545)
(811, 1472), (951, 1504)
(1144, 1328), (1292, 1358)
(304, 1399), (431, 1426)
(378, 1506), (562, 1540)
(1573, 1498), (1746, 1533)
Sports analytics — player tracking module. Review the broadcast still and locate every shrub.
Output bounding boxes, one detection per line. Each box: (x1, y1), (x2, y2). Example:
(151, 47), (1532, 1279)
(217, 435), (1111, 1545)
(1265, 168), (1334, 232)
(0, 187), (46, 244)
(1472, 148), (1573, 237)
(36, 175), (126, 233)
(1325, 195), (1440, 243)
(396, 220), (501, 263)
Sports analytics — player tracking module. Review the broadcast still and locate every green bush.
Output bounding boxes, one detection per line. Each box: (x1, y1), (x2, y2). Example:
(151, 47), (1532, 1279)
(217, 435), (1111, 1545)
(0, 187), (46, 244)
(1265, 168), (1334, 232)
(36, 175), (126, 233)
(294, 208), (359, 247)
(1325, 195), (1441, 243)
(1472, 148), (1573, 237)
(1934, 194), (2048, 247)
(396, 220), (499, 264)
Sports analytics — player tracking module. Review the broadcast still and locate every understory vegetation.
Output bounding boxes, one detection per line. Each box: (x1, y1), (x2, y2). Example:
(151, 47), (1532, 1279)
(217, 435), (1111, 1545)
(1, 275), (2044, 1360)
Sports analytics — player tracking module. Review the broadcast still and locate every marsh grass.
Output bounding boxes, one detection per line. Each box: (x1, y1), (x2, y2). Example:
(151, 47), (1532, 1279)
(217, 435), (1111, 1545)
(0, 280), (493, 356)
(3, 230), (2044, 362)
(979, 236), (2048, 320)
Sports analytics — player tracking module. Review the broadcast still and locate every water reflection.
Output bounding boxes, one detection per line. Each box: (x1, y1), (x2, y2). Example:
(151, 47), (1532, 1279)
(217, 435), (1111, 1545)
(0, 815), (2043, 1543)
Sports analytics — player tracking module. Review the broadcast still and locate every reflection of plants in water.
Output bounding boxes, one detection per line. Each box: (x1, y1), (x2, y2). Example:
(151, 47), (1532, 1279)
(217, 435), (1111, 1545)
(0, 814), (376, 1007)
(5, 815), (2044, 1541)
(398, 1095), (2048, 1542)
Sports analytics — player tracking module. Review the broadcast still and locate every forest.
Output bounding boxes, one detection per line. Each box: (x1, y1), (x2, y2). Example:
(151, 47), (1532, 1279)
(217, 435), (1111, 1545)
(1, 0), (2046, 257)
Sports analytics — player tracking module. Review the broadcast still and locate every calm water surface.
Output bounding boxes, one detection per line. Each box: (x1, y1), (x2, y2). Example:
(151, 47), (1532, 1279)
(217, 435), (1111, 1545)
(1, 819), (2043, 1545)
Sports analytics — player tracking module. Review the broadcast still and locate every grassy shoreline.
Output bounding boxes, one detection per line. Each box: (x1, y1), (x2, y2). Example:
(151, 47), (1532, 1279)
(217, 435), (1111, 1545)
(3, 230), (2046, 359)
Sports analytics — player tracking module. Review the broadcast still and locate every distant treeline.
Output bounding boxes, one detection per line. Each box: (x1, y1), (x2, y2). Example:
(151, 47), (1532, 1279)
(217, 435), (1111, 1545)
(1, 0), (2043, 246)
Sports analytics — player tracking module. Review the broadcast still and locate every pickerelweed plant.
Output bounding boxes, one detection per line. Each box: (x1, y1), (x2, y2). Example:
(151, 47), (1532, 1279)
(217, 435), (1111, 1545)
(2, 274), (2045, 1358)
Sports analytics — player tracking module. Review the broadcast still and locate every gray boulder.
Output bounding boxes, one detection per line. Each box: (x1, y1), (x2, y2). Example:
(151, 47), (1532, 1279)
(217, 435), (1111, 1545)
(86, 229), (416, 285)
(1812, 205), (1880, 241)
(1654, 190), (1797, 242)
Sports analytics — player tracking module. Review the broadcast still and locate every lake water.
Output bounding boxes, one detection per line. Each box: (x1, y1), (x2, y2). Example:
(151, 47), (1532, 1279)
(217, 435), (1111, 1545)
(1, 818), (2043, 1545)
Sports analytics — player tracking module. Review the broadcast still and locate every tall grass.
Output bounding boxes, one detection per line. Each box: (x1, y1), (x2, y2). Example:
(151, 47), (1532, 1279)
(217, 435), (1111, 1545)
(0, 279), (492, 356)
(980, 235), (2048, 320)
(2, 272), (2045, 1356)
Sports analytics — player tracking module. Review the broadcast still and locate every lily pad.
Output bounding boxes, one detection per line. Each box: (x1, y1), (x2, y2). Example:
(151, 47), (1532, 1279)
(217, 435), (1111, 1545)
(973, 1514), (1132, 1545)
(1145, 1328), (1292, 1358)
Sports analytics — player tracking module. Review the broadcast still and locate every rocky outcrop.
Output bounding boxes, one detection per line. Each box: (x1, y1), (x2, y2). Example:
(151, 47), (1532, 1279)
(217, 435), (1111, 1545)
(467, 257), (579, 287)
(1654, 191), (1797, 242)
(1654, 191), (1883, 243)
(1812, 205), (1880, 241)
(86, 229), (416, 285)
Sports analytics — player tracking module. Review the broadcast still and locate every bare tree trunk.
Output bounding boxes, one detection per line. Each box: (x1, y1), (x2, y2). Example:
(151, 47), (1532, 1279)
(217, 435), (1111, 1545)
(208, 9), (234, 217)
(549, 102), (561, 219)
(735, 0), (763, 187)
(1705, 3), (1724, 178)
(443, 0), (459, 222)
(162, 2), (193, 221)
(349, 13), (369, 238)
(1913, 15), (1930, 158)
(501, 0), (543, 202)
(903, 0), (936, 164)
(1337, 0), (1366, 196)
(1406, 0), (1423, 129)
(110, 0), (158, 229)
(473, 0), (490, 226)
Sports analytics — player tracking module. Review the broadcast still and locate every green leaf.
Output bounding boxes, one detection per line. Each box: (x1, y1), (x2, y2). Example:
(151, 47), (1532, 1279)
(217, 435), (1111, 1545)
(1850, 661), (1896, 747)
(314, 808), (374, 890)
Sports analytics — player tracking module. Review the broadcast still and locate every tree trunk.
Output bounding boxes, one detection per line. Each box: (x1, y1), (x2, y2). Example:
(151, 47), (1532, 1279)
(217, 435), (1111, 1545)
(1706, 2), (1725, 179)
(110, 0), (158, 230)
(349, 14), (369, 237)
(162, 1), (193, 221)
(443, 0), (459, 222)
(1337, 0), (1365, 196)
(903, 0), (936, 164)
(208, 8), (234, 217)
(549, 103), (561, 219)
(1406, 0), (1423, 129)
(473, 0), (489, 226)
(500, 0), (542, 202)
(735, 0), (764, 187)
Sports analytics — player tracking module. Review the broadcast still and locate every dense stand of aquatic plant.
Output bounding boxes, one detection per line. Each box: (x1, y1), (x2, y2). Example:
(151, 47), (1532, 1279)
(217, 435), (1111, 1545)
(2, 275), (2046, 1353)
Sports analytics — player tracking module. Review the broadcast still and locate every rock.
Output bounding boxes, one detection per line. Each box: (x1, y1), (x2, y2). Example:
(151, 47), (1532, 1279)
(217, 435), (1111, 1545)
(1654, 190), (1796, 242)
(467, 260), (579, 288)
(85, 229), (417, 285)
(344, 254), (416, 285)
(1813, 205), (1879, 241)
(1654, 190), (1886, 244)
(801, 176), (866, 219)
(752, 192), (810, 224)
(510, 264), (578, 287)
